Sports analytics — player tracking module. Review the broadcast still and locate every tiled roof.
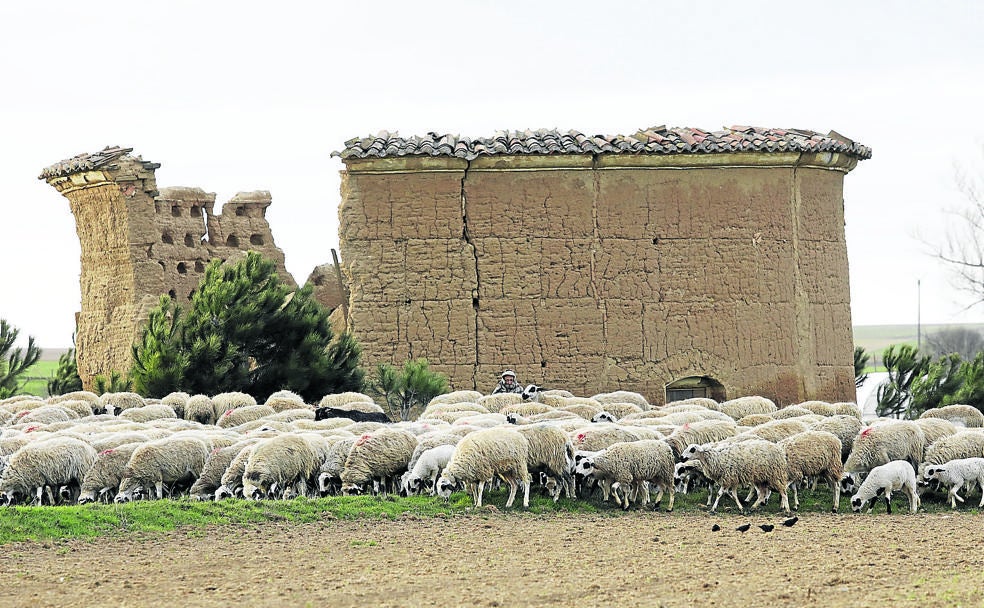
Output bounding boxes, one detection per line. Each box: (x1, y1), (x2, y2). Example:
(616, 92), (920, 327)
(333, 126), (871, 161)
(38, 146), (160, 180)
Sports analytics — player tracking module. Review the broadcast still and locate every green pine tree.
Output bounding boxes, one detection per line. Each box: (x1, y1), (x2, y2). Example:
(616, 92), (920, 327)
(0, 319), (42, 399)
(47, 335), (83, 396)
(370, 358), (448, 421)
(909, 353), (963, 415)
(947, 352), (984, 411)
(876, 344), (930, 419)
(130, 295), (188, 398)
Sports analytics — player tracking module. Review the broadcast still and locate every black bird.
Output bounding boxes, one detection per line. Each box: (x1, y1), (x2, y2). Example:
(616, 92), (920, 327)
(711, 524), (721, 532)
(782, 516), (799, 527)
(735, 523), (751, 532)
(759, 524), (775, 532)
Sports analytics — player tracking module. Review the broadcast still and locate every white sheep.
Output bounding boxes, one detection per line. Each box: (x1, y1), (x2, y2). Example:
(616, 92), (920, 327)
(663, 420), (738, 458)
(78, 443), (142, 504)
(210, 391), (257, 419)
(850, 460), (919, 514)
(340, 428), (418, 495)
(920, 431), (984, 479)
(718, 396), (777, 421)
(513, 424), (577, 501)
(317, 437), (358, 495)
(810, 415), (863, 462)
(119, 403), (178, 423)
(100, 392), (145, 415)
(922, 457), (984, 508)
(404, 444), (456, 495)
(216, 404), (276, 428)
(681, 439), (790, 515)
(436, 427), (531, 508)
(592, 390), (650, 410)
(318, 392), (381, 412)
(844, 421), (926, 474)
(216, 443), (260, 500)
(0, 436), (97, 505)
(577, 439), (675, 511)
(160, 392), (190, 419)
(115, 436), (210, 502)
(189, 440), (259, 501)
(242, 434), (320, 500)
(913, 417), (959, 447)
(919, 404), (984, 428)
(778, 430), (844, 512)
(184, 394), (217, 425)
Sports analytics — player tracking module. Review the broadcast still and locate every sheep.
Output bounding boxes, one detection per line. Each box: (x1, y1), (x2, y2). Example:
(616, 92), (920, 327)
(719, 396), (778, 421)
(425, 390), (483, 407)
(216, 405), (276, 428)
(558, 403), (604, 420)
(436, 427), (531, 508)
(210, 391), (257, 418)
(810, 415), (863, 462)
(314, 406), (389, 423)
(318, 392), (381, 411)
(188, 440), (259, 501)
(403, 445), (456, 495)
(592, 402), (644, 421)
(514, 424), (577, 500)
(850, 460), (919, 514)
(541, 395), (602, 410)
(317, 437), (358, 495)
(663, 420), (738, 458)
(577, 440), (675, 510)
(78, 443), (142, 504)
(919, 431), (984, 477)
(922, 457), (984, 508)
(570, 424), (647, 452)
(49, 400), (95, 419)
(101, 392), (145, 415)
(184, 395), (217, 425)
(913, 417), (959, 447)
(668, 397), (720, 410)
(844, 421), (926, 474)
(831, 402), (863, 420)
(768, 406), (818, 421)
(420, 402), (489, 419)
(592, 391), (651, 410)
(241, 434), (320, 500)
(778, 430), (844, 512)
(115, 436), (210, 502)
(16, 405), (78, 426)
(340, 428), (418, 495)
(919, 404), (984, 428)
(681, 439), (790, 515)
(741, 418), (811, 443)
(160, 392), (189, 419)
(119, 403), (178, 423)
(499, 403), (555, 417)
(475, 393), (523, 413)
(0, 436), (97, 506)
(453, 413), (508, 429)
(794, 401), (837, 417)
(47, 390), (101, 409)
(406, 431), (462, 471)
(216, 444), (260, 500)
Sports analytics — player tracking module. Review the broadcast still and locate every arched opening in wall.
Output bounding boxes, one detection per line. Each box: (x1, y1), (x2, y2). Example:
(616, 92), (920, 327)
(250, 234), (264, 246)
(226, 234), (239, 247)
(195, 260), (206, 272)
(162, 232), (174, 244)
(184, 234), (196, 247)
(665, 376), (727, 404)
(171, 206), (181, 217)
(235, 206), (245, 216)
(177, 262), (187, 274)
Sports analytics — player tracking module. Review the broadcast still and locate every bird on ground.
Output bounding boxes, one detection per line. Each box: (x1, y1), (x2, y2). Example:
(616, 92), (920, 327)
(782, 516), (799, 527)
(711, 524), (721, 532)
(759, 524), (775, 532)
(735, 523), (751, 532)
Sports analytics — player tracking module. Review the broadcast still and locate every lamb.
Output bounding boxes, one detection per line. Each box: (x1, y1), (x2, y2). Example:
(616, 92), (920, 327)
(184, 394), (217, 425)
(340, 428), (418, 495)
(436, 427), (531, 508)
(514, 424), (577, 500)
(718, 396), (777, 421)
(216, 405), (276, 428)
(403, 444), (456, 495)
(242, 434), (320, 500)
(115, 436), (210, 502)
(78, 443), (142, 504)
(919, 404), (984, 428)
(778, 430), (844, 512)
(850, 460), (919, 514)
(577, 440), (675, 510)
(681, 439), (790, 515)
(844, 421), (926, 474)
(921, 457), (984, 508)
(919, 431), (984, 476)
(119, 403), (178, 423)
(0, 436), (98, 505)
(188, 440), (259, 501)
(663, 420), (738, 458)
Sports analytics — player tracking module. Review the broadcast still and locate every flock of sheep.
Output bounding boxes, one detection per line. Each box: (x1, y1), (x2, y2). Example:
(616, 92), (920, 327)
(1, 386), (983, 516)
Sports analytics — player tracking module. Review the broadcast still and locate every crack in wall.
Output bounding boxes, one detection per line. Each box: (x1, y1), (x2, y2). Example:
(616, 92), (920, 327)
(790, 159), (810, 401)
(590, 154), (609, 382)
(460, 160), (479, 390)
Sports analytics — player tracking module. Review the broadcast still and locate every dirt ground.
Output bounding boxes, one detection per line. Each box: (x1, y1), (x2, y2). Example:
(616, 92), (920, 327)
(0, 511), (981, 608)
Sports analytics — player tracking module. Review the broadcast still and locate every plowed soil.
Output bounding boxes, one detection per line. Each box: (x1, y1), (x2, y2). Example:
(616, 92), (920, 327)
(1, 511), (981, 608)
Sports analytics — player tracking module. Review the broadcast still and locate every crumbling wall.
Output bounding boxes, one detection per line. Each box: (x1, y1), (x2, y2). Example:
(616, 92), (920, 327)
(42, 149), (294, 390)
(339, 152), (859, 405)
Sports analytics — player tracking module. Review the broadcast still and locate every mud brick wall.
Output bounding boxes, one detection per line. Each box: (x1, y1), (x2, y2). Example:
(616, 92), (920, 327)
(43, 153), (293, 390)
(339, 152), (859, 405)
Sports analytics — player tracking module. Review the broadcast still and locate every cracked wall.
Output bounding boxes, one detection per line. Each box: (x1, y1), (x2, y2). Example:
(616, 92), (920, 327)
(339, 151), (858, 405)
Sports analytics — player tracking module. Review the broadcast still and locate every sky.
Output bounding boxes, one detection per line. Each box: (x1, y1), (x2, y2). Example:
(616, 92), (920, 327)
(1, 0), (983, 347)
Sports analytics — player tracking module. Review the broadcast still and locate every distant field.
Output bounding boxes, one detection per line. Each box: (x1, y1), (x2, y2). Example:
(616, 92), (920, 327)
(19, 359), (60, 398)
(853, 323), (984, 365)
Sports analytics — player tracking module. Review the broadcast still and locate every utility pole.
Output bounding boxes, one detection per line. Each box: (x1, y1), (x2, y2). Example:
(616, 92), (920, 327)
(917, 279), (921, 351)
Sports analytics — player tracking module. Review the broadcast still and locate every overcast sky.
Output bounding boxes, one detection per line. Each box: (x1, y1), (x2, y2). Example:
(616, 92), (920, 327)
(1, 1), (982, 347)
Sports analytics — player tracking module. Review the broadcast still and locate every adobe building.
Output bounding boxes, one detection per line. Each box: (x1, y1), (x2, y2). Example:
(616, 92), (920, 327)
(334, 126), (871, 405)
(39, 147), (345, 390)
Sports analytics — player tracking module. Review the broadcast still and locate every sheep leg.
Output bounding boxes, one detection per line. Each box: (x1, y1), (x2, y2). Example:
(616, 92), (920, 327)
(884, 491), (892, 515)
(831, 479), (841, 513)
(505, 479), (518, 508)
(788, 482), (800, 511)
(639, 482), (651, 508)
(651, 484), (663, 510)
(777, 487), (790, 515)
(728, 488), (745, 514)
(665, 484), (675, 512)
(948, 482), (965, 509)
(522, 476), (530, 508)
(474, 480), (485, 507)
(155, 481), (165, 501)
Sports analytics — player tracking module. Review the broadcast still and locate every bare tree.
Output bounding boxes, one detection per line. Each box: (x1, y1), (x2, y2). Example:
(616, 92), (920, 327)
(934, 149), (984, 306)
(925, 326), (984, 360)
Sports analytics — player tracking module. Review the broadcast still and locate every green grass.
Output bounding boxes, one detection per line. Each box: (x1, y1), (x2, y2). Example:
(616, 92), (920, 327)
(17, 360), (60, 398)
(0, 484), (969, 546)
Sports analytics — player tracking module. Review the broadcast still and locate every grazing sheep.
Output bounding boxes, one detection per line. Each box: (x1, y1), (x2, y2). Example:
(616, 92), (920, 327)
(189, 440), (259, 501)
(161, 392), (190, 419)
(436, 427), (531, 508)
(850, 460), (919, 514)
(49, 400), (96, 419)
(592, 402), (644, 421)
(119, 404), (178, 423)
(570, 424), (646, 452)
(101, 392), (145, 415)
(475, 393), (523, 413)
(919, 404), (984, 428)
(115, 436), (210, 502)
(681, 439), (790, 515)
(318, 392), (381, 412)
(742, 418), (811, 443)
(314, 406), (389, 423)
(913, 417), (958, 447)
(242, 434), (320, 499)
(514, 424), (577, 500)
(768, 406), (817, 421)
(499, 403), (555, 417)
(558, 403), (604, 420)
(794, 401), (837, 417)
(78, 444), (142, 504)
(592, 391), (650, 410)
(663, 420), (738, 458)
(340, 428), (418, 495)
(719, 396), (777, 421)
(778, 431), (844, 512)
(211, 391), (257, 419)
(404, 445), (456, 495)
(922, 457), (984, 508)
(184, 395), (217, 425)
(47, 390), (101, 409)
(420, 402), (489, 419)
(810, 415), (863, 462)
(831, 402), (863, 420)
(0, 436), (97, 506)
(216, 405), (276, 428)
(426, 390), (484, 407)
(578, 440), (675, 510)
(919, 431), (984, 476)
(17, 405), (77, 426)
(845, 421), (926, 474)
(216, 444), (259, 500)
(318, 437), (358, 495)
(407, 431), (462, 471)
(540, 395), (602, 410)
